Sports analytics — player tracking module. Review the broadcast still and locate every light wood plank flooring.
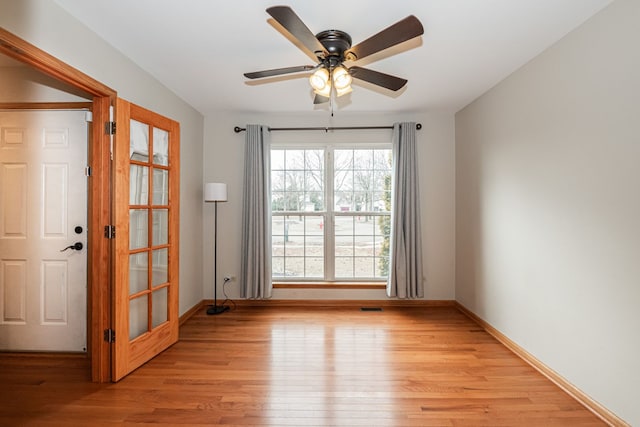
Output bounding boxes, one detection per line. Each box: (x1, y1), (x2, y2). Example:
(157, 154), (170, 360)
(0, 305), (605, 426)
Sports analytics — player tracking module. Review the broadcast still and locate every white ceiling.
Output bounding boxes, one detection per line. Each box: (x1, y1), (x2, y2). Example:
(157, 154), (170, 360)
(52, 0), (611, 115)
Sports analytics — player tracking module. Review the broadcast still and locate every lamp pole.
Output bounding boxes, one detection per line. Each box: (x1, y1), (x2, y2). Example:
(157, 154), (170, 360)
(205, 183), (229, 315)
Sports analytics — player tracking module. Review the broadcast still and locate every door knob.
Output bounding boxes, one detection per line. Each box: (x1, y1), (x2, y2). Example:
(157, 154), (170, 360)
(60, 242), (83, 252)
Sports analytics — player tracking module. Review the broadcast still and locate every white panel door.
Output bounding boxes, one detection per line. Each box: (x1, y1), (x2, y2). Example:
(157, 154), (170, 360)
(0, 110), (88, 352)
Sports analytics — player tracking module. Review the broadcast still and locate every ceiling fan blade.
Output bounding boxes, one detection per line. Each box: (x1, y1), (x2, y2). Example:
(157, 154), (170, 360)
(313, 94), (330, 104)
(346, 16), (424, 62)
(244, 65), (316, 79)
(266, 6), (328, 58)
(349, 66), (407, 91)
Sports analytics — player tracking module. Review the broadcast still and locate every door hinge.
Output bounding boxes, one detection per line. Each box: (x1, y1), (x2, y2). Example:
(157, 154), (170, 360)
(85, 166), (92, 177)
(103, 329), (115, 343)
(105, 121), (116, 135)
(104, 225), (116, 239)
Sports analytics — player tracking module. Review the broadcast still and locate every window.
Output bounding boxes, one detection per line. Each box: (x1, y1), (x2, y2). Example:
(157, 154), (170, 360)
(271, 146), (392, 282)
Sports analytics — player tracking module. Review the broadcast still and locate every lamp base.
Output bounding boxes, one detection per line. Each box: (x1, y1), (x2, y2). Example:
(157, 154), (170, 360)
(206, 304), (230, 315)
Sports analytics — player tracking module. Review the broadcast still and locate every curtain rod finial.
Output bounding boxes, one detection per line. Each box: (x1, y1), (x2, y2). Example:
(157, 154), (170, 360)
(234, 126), (245, 133)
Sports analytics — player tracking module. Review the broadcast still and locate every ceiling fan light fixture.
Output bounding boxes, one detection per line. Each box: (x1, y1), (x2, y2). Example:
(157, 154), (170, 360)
(336, 85), (352, 97)
(332, 66), (352, 90)
(309, 67), (330, 91)
(313, 84), (332, 98)
(245, 7), (424, 106)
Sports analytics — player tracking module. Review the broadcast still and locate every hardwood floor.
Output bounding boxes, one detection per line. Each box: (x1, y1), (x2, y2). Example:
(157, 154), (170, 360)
(0, 305), (606, 426)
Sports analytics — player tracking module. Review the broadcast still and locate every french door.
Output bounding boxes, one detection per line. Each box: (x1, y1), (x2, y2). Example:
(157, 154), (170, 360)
(113, 99), (180, 381)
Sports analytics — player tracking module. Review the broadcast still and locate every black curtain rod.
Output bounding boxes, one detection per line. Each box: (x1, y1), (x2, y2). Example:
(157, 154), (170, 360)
(233, 123), (422, 133)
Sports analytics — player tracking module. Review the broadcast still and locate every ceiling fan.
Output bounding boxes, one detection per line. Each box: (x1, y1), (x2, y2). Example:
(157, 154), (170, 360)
(244, 6), (424, 104)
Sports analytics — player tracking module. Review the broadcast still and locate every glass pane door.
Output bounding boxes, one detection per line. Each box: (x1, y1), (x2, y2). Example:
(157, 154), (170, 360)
(113, 99), (179, 381)
(128, 120), (171, 340)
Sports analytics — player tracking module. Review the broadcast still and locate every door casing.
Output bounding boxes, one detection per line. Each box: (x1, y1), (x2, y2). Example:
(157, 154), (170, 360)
(0, 28), (116, 382)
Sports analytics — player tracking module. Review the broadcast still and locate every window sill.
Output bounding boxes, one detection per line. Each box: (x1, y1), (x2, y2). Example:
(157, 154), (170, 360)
(272, 282), (386, 290)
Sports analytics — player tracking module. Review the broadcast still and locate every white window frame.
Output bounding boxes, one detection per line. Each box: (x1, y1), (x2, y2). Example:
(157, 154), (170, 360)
(271, 141), (392, 283)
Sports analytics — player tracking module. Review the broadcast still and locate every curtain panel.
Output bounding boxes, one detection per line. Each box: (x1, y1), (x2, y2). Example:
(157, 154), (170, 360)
(387, 122), (424, 299)
(240, 124), (272, 299)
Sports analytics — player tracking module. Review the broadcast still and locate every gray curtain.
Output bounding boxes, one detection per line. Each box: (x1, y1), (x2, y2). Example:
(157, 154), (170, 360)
(240, 124), (272, 299)
(387, 122), (424, 299)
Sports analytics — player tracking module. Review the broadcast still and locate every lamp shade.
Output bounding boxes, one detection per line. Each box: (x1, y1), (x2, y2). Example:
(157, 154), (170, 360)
(204, 182), (227, 202)
(332, 66), (352, 90)
(309, 67), (329, 91)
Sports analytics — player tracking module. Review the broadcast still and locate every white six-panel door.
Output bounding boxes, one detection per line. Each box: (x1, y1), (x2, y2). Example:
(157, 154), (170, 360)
(0, 110), (88, 352)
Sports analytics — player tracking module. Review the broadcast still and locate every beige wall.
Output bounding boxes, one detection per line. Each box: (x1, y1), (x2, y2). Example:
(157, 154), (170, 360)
(0, 0), (205, 315)
(455, 0), (639, 423)
(203, 110), (456, 301)
(0, 66), (89, 102)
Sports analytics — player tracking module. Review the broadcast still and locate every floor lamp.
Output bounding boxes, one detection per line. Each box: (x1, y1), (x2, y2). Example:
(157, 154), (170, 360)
(204, 182), (229, 315)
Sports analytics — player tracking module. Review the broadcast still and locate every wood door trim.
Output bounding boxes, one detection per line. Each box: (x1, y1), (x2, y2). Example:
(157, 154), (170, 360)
(0, 102), (93, 110)
(0, 28), (116, 382)
(0, 28), (115, 100)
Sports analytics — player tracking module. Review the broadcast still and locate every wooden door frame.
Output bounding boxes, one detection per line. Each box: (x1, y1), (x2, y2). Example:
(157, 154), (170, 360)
(0, 28), (116, 382)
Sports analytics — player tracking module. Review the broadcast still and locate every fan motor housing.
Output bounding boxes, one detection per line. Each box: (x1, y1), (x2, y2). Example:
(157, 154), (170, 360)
(316, 30), (352, 59)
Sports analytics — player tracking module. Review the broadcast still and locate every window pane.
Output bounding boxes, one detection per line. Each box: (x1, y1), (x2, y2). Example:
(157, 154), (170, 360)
(305, 257), (324, 278)
(272, 216), (285, 236)
(152, 287), (168, 328)
(271, 150), (285, 170)
(286, 257), (304, 277)
(129, 209), (148, 250)
(272, 256), (285, 277)
(286, 150), (305, 169)
(375, 257), (388, 279)
(335, 235), (353, 257)
(129, 252), (148, 295)
(354, 149), (373, 170)
(305, 149), (324, 170)
(374, 150), (390, 169)
(334, 150), (353, 171)
(153, 127), (169, 166)
(306, 171), (322, 191)
(376, 213), (391, 277)
(286, 170), (304, 191)
(152, 248), (168, 286)
(355, 235), (374, 256)
(306, 235), (323, 256)
(130, 120), (149, 162)
(272, 240), (284, 256)
(271, 171), (285, 191)
(355, 257), (375, 277)
(353, 192), (369, 211)
(335, 191), (352, 211)
(152, 209), (168, 246)
(271, 190), (285, 211)
(305, 216), (324, 236)
(152, 169), (168, 205)
(286, 191), (304, 211)
(335, 216), (354, 235)
(306, 191), (324, 211)
(335, 257), (353, 277)
(354, 170), (372, 191)
(130, 165), (148, 205)
(129, 295), (148, 340)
